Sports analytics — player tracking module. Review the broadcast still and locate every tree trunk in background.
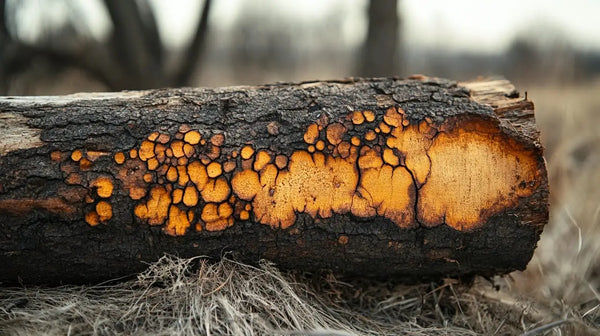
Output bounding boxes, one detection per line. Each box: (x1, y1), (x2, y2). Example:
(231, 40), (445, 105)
(0, 77), (548, 284)
(359, 0), (400, 76)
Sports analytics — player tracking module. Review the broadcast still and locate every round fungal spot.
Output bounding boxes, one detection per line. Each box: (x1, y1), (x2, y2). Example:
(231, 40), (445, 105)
(275, 155), (288, 169)
(157, 133), (170, 144)
(172, 188), (184, 204)
(351, 136), (361, 146)
(337, 142), (351, 159)
(79, 158), (92, 170)
(166, 166), (178, 182)
(379, 122), (391, 134)
(96, 201), (113, 221)
(71, 150), (83, 162)
(351, 111), (365, 125)
(338, 235), (349, 245)
(143, 173), (153, 183)
(241, 146), (255, 159)
(171, 141), (185, 158)
(326, 123), (346, 145)
(183, 185), (198, 207)
(201, 177), (230, 203)
(50, 151), (62, 162)
(365, 130), (377, 141)
(363, 111), (375, 122)
(253, 151), (272, 171)
(211, 134), (225, 147)
(240, 210), (250, 220)
(91, 177), (114, 198)
(315, 140), (325, 151)
(147, 158), (159, 170)
(129, 148), (138, 159)
(307, 145), (315, 153)
(267, 121), (280, 135)
(184, 131), (201, 145)
(147, 132), (159, 141)
(231, 170), (261, 201)
(383, 107), (403, 127)
(207, 162), (223, 178)
(223, 161), (237, 173)
(178, 124), (192, 133)
(114, 152), (126, 164)
(85, 211), (100, 226)
(139, 141), (155, 161)
(303, 124), (319, 144)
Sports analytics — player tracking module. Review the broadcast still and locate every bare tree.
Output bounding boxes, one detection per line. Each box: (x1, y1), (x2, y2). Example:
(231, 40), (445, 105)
(359, 0), (401, 77)
(0, 0), (212, 93)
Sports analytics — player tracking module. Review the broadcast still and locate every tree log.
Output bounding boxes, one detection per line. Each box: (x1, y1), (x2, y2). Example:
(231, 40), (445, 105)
(0, 76), (548, 284)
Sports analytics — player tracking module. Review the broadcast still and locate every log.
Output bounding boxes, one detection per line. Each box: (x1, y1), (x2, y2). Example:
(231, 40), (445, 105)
(0, 76), (549, 284)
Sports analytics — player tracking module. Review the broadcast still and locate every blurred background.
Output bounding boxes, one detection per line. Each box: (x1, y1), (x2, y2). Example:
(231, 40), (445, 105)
(2, 1), (600, 331)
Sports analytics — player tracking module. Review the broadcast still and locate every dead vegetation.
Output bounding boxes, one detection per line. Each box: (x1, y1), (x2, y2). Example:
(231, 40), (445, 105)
(1, 81), (600, 335)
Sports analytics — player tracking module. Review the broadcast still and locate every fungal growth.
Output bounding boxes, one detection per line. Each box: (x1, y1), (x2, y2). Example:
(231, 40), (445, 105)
(56, 106), (541, 235)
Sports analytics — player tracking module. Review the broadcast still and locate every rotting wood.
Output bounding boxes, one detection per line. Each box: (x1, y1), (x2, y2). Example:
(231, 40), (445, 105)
(0, 76), (549, 284)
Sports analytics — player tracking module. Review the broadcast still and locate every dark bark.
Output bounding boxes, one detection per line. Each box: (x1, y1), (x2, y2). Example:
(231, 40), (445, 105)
(0, 77), (549, 285)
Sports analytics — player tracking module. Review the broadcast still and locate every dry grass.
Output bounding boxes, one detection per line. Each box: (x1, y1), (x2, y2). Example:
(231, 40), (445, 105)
(2, 80), (600, 336)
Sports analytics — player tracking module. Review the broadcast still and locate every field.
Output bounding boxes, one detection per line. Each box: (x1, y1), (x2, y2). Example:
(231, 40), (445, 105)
(1, 80), (599, 335)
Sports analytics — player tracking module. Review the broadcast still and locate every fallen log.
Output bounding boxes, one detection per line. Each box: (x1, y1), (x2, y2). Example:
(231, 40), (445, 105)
(0, 76), (548, 284)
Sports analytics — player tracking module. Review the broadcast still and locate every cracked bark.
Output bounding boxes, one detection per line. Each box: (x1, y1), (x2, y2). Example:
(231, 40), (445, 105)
(0, 77), (548, 284)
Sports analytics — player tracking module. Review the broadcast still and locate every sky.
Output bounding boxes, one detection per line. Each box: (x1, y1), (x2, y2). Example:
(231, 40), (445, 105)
(11, 0), (600, 53)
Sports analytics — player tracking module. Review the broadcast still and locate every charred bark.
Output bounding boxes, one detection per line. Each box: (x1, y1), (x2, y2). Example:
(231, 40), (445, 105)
(0, 76), (548, 284)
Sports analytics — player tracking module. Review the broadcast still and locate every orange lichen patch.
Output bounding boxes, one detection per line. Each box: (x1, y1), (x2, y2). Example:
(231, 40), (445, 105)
(241, 145), (255, 159)
(96, 201), (113, 222)
(118, 159), (148, 200)
(91, 177), (114, 198)
(386, 122), (435, 186)
(170, 140), (185, 158)
(351, 165), (415, 225)
(86, 150), (109, 161)
(315, 140), (325, 151)
(85, 211), (100, 226)
(166, 166), (178, 182)
(338, 235), (349, 245)
(164, 205), (190, 236)
(183, 130), (201, 145)
(325, 123), (346, 146)
(129, 148), (138, 159)
(207, 162), (223, 178)
(71, 150), (83, 162)
(201, 203), (234, 232)
(183, 185), (198, 207)
(172, 188), (184, 204)
(66, 173), (82, 185)
(245, 151), (359, 229)
(363, 110), (375, 122)
(139, 141), (155, 161)
(383, 107), (403, 127)
(379, 122), (391, 134)
(188, 161), (208, 190)
(417, 120), (540, 230)
(183, 143), (194, 158)
(177, 165), (189, 186)
(211, 134), (225, 147)
(383, 148), (400, 166)
(337, 142), (351, 159)
(147, 158), (159, 170)
(351, 111), (365, 125)
(79, 158), (92, 170)
(178, 124), (191, 133)
(351, 136), (360, 146)
(134, 186), (171, 225)
(201, 177), (230, 203)
(365, 130), (377, 141)
(275, 155), (288, 169)
(307, 145), (315, 153)
(303, 123), (319, 144)
(114, 152), (126, 164)
(147, 132), (159, 142)
(207, 145), (220, 160)
(223, 160), (236, 173)
(231, 170), (261, 201)
(50, 151), (63, 162)
(239, 210), (250, 220)
(157, 133), (170, 144)
(253, 151), (272, 171)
